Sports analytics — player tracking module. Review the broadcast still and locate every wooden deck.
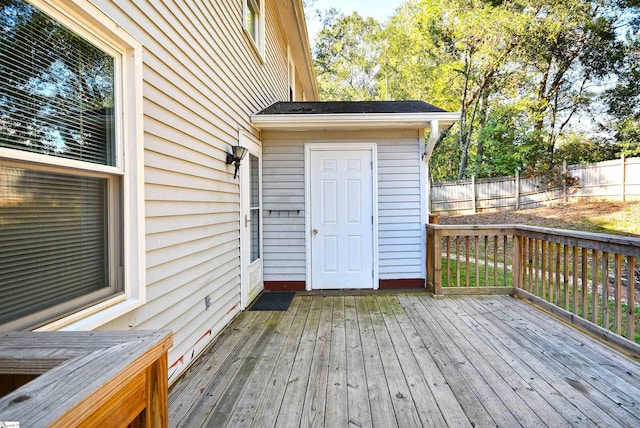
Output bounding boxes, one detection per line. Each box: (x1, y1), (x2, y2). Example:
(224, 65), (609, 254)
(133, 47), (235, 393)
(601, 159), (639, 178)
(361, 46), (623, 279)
(168, 294), (640, 427)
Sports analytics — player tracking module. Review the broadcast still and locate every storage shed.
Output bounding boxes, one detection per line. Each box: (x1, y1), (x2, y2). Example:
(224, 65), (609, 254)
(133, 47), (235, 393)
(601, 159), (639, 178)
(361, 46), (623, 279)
(251, 101), (458, 291)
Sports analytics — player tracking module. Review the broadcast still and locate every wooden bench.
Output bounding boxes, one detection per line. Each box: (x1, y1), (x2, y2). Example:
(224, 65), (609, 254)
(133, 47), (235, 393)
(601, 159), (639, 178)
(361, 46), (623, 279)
(0, 330), (173, 427)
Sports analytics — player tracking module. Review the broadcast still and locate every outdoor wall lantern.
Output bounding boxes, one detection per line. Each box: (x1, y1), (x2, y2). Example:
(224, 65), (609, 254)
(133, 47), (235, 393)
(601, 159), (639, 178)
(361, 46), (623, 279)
(226, 145), (248, 179)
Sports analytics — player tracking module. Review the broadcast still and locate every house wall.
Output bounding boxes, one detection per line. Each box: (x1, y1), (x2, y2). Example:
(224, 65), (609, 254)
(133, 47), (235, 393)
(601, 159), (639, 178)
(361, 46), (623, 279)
(92, 0), (298, 382)
(261, 130), (426, 289)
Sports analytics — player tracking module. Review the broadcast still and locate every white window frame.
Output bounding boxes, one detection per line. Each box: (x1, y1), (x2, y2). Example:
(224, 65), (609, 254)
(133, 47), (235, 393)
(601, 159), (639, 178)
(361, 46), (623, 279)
(243, 0), (265, 60)
(0, 0), (145, 331)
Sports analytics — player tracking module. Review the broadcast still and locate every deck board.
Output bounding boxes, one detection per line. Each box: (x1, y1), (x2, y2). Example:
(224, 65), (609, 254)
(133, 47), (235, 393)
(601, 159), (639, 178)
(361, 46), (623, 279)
(169, 294), (640, 427)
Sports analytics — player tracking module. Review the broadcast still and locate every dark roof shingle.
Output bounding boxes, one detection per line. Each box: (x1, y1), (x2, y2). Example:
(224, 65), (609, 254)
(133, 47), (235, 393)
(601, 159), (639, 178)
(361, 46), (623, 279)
(256, 101), (448, 115)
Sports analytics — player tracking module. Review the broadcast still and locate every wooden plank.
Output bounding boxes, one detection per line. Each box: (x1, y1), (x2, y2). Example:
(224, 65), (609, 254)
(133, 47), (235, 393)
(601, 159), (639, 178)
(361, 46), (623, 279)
(324, 296), (348, 428)
(169, 312), (258, 421)
(592, 249), (599, 324)
(0, 331), (172, 427)
(355, 296), (398, 427)
(300, 297), (334, 427)
(224, 296), (302, 426)
(441, 297), (571, 427)
(250, 296), (312, 428)
(439, 286), (515, 296)
(460, 296), (626, 427)
(377, 295), (454, 426)
(424, 297), (546, 426)
(399, 295), (511, 426)
(493, 296), (640, 425)
(365, 296), (423, 427)
(175, 311), (276, 427)
(344, 296), (373, 428)
(274, 296), (323, 427)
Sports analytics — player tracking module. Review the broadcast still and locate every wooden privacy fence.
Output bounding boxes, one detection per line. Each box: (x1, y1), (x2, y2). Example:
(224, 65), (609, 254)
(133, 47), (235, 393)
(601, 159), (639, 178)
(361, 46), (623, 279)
(430, 155), (640, 214)
(426, 224), (640, 354)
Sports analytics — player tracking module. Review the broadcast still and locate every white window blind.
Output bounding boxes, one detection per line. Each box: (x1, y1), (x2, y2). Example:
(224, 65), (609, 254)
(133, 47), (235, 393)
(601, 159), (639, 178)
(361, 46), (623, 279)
(0, 0), (119, 329)
(0, 166), (110, 326)
(0, 0), (115, 165)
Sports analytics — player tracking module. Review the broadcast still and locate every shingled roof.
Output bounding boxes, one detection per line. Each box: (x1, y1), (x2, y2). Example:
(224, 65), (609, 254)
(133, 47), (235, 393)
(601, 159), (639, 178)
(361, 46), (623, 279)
(256, 101), (448, 115)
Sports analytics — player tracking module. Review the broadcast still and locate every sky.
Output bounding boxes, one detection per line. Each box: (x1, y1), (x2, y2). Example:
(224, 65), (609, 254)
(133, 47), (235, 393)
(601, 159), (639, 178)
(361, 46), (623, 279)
(304, 0), (406, 43)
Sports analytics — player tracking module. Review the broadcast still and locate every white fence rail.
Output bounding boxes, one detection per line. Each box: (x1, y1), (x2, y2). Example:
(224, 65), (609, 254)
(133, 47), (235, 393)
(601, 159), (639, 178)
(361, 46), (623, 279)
(430, 156), (640, 215)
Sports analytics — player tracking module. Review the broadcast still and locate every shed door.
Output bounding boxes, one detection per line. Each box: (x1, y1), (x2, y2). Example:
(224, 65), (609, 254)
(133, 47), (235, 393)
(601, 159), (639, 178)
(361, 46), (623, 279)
(310, 149), (374, 289)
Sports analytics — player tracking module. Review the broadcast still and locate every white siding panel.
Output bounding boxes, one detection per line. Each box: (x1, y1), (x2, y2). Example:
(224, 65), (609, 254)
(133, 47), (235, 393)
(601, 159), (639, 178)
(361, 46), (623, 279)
(94, 0), (293, 383)
(262, 133), (424, 284)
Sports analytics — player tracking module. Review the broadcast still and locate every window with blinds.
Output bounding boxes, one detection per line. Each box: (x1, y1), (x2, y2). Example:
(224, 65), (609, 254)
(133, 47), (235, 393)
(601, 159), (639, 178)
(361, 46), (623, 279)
(0, 0), (121, 329)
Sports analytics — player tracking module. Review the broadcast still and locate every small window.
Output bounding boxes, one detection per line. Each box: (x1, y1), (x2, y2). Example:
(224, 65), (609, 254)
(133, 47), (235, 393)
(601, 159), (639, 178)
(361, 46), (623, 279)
(244, 0), (264, 57)
(0, 0), (143, 330)
(249, 153), (260, 262)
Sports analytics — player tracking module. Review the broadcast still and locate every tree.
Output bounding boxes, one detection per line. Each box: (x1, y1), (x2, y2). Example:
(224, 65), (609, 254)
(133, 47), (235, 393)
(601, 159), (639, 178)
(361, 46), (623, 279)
(313, 11), (382, 100)
(0, 0), (114, 162)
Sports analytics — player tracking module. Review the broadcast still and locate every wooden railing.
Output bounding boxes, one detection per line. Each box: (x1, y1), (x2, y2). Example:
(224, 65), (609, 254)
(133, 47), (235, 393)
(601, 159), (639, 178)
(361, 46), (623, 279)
(0, 330), (173, 427)
(427, 224), (640, 354)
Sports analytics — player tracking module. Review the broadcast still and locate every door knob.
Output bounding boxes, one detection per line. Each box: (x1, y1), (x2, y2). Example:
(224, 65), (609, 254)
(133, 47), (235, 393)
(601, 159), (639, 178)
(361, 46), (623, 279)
(313, 228), (318, 235)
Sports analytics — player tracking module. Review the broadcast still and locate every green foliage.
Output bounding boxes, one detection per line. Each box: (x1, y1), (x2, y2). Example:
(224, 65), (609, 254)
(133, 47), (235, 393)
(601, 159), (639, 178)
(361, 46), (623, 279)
(313, 11), (382, 100)
(311, 0), (640, 180)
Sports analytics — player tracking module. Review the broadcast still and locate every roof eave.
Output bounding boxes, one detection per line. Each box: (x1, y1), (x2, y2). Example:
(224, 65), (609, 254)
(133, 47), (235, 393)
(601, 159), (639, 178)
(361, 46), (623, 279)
(251, 112), (459, 131)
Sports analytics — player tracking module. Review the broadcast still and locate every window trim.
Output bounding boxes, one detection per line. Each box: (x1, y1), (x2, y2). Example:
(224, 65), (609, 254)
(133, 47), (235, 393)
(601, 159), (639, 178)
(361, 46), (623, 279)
(0, 0), (146, 331)
(242, 0), (265, 61)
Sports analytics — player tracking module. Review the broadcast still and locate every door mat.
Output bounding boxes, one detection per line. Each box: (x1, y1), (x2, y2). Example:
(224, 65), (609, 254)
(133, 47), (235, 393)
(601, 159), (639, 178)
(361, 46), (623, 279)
(248, 292), (295, 311)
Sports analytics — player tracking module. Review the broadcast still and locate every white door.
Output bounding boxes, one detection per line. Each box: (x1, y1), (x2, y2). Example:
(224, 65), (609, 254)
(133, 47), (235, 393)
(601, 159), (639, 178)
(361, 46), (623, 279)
(240, 140), (263, 309)
(309, 149), (375, 289)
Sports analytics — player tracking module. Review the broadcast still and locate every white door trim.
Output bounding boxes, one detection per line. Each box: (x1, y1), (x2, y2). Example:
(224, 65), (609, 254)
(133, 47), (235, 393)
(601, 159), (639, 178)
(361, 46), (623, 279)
(240, 130), (263, 310)
(304, 143), (379, 291)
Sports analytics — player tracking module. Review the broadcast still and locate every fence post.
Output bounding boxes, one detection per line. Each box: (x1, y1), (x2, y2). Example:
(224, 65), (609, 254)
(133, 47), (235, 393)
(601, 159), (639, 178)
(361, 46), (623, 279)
(621, 153), (626, 201)
(563, 160), (568, 202)
(472, 175), (477, 213)
(515, 169), (520, 210)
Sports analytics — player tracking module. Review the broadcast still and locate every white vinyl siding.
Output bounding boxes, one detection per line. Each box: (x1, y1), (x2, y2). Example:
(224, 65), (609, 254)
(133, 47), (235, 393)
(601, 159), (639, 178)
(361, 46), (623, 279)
(262, 130), (424, 283)
(91, 0), (291, 380)
(262, 142), (306, 281)
(377, 140), (424, 278)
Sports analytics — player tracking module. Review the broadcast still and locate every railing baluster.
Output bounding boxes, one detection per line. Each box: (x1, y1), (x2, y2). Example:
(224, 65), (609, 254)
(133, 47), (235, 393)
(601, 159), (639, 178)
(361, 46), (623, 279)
(494, 236), (498, 286)
(475, 235), (480, 287)
(582, 248), (589, 318)
(603, 252), (610, 331)
(555, 243), (562, 305)
(628, 256), (636, 341)
(528, 238), (534, 293)
(548, 242), (554, 303)
(541, 241), (547, 300)
(465, 236), (470, 287)
(563, 244), (569, 310)
(484, 235), (489, 287)
(571, 245), (578, 314)
(535, 239), (540, 296)
(503, 235), (508, 287)
(446, 236), (451, 287)
(456, 236), (461, 287)
(615, 253), (623, 335)
(592, 250), (599, 324)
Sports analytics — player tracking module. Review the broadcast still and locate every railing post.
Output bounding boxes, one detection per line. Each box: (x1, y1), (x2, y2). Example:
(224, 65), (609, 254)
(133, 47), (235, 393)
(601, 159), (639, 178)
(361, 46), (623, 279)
(512, 232), (522, 290)
(433, 228), (442, 295)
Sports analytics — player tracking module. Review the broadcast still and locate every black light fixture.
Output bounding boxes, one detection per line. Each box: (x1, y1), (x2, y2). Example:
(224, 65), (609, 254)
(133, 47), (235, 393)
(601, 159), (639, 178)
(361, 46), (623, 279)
(226, 145), (248, 179)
